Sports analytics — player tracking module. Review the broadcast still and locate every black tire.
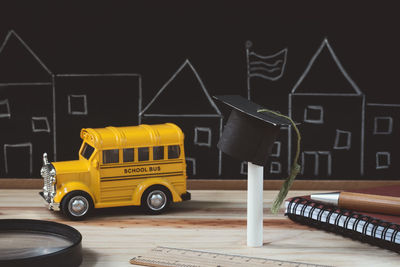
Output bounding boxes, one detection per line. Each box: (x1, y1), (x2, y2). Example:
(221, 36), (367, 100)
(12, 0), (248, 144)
(141, 185), (171, 215)
(61, 191), (93, 220)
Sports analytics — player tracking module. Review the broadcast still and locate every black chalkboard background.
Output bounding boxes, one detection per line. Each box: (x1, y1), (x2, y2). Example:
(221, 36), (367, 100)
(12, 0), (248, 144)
(0, 1), (399, 180)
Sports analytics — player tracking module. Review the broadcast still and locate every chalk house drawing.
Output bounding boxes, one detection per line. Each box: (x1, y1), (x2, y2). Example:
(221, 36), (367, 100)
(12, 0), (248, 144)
(0, 30), (141, 178)
(1, 29), (398, 180)
(0, 30), (53, 178)
(245, 37), (399, 179)
(140, 59), (223, 177)
(289, 38), (365, 179)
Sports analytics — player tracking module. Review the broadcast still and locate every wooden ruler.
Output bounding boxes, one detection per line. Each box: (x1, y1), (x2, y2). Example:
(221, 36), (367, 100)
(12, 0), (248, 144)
(130, 246), (333, 267)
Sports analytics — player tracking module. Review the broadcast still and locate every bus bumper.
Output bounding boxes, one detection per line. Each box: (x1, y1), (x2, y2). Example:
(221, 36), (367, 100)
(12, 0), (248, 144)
(181, 192), (191, 201)
(39, 191), (60, 211)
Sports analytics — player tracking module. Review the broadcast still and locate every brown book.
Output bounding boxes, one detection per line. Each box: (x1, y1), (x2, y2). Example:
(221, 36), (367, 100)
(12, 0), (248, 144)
(285, 186), (400, 253)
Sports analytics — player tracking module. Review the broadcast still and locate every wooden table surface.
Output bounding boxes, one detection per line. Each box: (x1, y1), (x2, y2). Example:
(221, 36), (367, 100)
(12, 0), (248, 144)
(0, 189), (399, 266)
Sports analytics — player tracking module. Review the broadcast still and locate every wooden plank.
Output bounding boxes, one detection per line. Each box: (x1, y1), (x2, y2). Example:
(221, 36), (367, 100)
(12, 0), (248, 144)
(0, 178), (43, 189)
(188, 180), (400, 190)
(1, 189), (399, 267)
(1, 178), (400, 190)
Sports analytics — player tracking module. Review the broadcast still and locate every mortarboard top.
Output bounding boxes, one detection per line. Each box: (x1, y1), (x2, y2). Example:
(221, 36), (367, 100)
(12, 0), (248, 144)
(214, 95), (292, 166)
(213, 95), (292, 127)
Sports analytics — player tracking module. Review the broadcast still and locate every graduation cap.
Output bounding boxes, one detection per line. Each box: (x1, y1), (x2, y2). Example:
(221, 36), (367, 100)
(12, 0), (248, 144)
(214, 95), (301, 247)
(214, 95), (292, 166)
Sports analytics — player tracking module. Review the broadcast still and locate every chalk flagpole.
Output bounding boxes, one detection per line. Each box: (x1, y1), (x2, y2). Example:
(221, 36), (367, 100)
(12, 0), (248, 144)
(245, 41), (252, 100)
(247, 162), (263, 247)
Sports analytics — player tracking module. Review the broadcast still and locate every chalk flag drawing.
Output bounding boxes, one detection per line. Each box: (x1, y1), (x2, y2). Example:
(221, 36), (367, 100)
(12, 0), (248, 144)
(0, 30), (141, 178)
(245, 40), (288, 100)
(140, 59), (223, 177)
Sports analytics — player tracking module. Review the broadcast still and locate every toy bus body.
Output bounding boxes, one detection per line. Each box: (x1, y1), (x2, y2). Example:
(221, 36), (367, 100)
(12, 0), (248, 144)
(40, 123), (190, 219)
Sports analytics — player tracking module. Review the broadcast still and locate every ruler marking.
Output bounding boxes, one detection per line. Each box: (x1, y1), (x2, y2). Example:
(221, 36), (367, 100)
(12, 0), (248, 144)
(130, 246), (334, 267)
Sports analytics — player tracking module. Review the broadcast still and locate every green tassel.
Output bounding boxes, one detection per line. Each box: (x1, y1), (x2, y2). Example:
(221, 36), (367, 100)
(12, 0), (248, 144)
(257, 108), (302, 214)
(271, 163), (301, 213)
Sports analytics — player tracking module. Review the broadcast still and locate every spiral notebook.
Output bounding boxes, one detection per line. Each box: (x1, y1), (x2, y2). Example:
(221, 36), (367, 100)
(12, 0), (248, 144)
(285, 186), (400, 253)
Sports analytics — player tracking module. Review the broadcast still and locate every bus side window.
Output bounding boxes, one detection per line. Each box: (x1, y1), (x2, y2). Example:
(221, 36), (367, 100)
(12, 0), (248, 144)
(168, 145), (180, 159)
(153, 146), (164, 160)
(123, 148), (134, 162)
(138, 147), (149, 161)
(103, 149), (119, 164)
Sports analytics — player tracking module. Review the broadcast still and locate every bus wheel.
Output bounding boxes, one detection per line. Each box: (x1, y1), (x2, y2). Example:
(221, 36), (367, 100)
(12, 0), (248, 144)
(141, 186), (171, 215)
(61, 191), (93, 220)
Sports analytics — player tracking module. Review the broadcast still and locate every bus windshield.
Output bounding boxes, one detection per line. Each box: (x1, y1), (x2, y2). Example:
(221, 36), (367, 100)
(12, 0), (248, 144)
(81, 143), (95, 160)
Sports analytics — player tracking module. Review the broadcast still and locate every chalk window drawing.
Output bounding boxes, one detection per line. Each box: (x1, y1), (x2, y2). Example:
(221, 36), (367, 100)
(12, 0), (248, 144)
(240, 161), (248, 175)
(68, 94), (88, 115)
(194, 127), (212, 147)
(0, 99), (11, 119)
(304, 105), (324, 124)
(373, 117), (393, 135)
(31, 117), (50, 133)
(270, 161), (281, 174)
(301, 151), (332, 177)
(271, 141), (281, 157)
(333, 129), (352, 150)
(186, 157), (196, 176)
(376, 152), (391, 169)
(4, 143), (33, 175)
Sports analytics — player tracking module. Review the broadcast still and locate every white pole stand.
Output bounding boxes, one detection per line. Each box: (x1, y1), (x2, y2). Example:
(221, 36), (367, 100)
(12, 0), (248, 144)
(247, 162), (264, 247)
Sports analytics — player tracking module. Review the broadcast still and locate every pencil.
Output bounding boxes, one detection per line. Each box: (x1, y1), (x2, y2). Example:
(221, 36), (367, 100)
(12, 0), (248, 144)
(310, 191), (400, 216)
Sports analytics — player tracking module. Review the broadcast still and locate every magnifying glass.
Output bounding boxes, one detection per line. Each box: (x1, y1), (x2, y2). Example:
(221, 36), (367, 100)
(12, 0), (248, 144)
(0, 219), (82, 267)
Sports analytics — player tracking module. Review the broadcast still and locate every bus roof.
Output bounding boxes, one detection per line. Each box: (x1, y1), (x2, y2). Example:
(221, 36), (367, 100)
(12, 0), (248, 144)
(80, 123), (184, 149)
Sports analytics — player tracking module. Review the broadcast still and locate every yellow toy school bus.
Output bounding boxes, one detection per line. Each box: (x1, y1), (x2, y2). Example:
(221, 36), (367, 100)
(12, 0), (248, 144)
(40, 123), (190, 220)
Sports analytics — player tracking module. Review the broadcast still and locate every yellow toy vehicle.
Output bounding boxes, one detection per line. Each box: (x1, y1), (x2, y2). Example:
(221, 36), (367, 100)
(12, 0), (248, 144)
(39, 123), (190, 220)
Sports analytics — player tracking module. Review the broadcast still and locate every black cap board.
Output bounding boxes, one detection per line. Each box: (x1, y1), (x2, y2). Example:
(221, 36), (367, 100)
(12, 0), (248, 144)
(214, 95), (291, 166)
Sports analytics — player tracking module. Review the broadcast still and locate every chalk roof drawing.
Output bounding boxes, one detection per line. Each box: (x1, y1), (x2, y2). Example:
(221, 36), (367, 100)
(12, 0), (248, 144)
(140, 59), (222, 117)
(0, 30), (142, 174)
(0, 30), (52, 83)
(291, 38), (362, 95)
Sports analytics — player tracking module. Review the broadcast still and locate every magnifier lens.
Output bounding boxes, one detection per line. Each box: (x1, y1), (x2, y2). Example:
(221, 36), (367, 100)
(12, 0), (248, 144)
(0, 219), (82, 267)
(0, 231), (73, 260)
